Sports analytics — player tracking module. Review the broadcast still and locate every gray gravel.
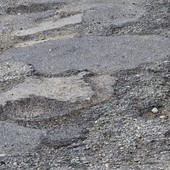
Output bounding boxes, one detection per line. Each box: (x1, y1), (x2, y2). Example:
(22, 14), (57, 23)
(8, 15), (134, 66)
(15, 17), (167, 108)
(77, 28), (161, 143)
(0, 0), (170, 169)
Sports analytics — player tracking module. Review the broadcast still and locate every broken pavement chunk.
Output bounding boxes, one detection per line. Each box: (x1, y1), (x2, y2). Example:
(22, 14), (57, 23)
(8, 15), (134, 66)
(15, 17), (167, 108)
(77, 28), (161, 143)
(40, 125), (88, 149)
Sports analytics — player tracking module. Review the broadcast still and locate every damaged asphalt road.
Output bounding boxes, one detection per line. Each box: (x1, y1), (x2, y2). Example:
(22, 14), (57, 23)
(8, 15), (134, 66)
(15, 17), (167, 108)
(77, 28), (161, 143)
(0, 0), (170, 169)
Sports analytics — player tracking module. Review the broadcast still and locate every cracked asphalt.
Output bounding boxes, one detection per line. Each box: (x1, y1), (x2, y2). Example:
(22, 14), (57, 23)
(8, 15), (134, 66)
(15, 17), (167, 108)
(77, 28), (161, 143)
(0, 0), (170, 169)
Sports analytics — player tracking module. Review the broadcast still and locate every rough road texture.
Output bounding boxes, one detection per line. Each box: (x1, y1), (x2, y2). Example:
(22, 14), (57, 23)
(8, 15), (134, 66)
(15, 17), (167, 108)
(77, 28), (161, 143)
(0, 0), (170, 169)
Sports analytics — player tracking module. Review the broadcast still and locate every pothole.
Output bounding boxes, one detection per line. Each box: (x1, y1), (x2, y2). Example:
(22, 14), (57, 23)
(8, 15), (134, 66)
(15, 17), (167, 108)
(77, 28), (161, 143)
(0, 96), (88, 122)
(0, 95), (106, 129)
(0, 71), (94, 127)
(0, 69), (117, 128)
(112, 60), (170, 118)
(12, 13), (82, 46)
(0, 72), (94, 106)
(105, 1), (170, 37)
(13, 13), (82, 37)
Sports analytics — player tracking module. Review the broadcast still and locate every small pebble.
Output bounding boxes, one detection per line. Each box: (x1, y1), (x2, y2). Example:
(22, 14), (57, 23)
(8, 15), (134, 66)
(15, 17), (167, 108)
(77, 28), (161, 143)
(160, 115), (166, 119)
(105, 163), (109, 168)
(85, 97), (91, 101)
(151, 107), (158, 113)
(13, 162), (17, 166)
(0, 154), (6, 157)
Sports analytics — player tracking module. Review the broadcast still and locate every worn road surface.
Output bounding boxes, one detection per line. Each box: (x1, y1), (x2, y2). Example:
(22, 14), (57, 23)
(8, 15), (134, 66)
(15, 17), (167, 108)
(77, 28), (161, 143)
(0, 0), (170, 169)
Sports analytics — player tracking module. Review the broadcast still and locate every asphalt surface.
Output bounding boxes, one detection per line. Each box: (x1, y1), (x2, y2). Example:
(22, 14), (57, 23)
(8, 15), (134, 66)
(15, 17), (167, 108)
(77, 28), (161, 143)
(0, 0), (170, 169)
(1, 35), (170, 75)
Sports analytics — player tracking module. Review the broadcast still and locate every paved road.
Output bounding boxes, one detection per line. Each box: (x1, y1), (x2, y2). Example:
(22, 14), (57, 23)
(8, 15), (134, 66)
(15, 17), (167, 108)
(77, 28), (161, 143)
(0, 0), (170, 169)
(1, 35), (170, 75)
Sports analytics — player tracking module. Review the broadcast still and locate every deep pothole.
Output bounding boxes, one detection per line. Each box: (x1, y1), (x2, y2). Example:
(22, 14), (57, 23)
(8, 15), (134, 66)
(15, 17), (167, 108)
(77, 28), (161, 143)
(0, 66), (117, 128)
(1, 60), (170, 129)
(0, 96), (95, 128)
(112, 60), (170, 119)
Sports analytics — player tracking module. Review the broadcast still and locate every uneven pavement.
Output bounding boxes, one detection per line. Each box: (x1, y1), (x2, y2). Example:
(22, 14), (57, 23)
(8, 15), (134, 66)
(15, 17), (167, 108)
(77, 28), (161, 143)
(0, 0), (170, 169)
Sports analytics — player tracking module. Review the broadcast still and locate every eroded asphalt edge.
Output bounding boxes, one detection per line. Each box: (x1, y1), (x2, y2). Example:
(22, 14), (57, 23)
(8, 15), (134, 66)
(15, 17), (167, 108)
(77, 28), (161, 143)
(0, 0), (170, 169)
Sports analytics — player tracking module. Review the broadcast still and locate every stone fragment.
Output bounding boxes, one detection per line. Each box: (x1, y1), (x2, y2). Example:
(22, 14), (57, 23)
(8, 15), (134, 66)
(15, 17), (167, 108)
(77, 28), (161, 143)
(40, 125), (88, 149)
(160, 115), (166, 119)
(0, 121), (44, 155)
(151, 107), (159, 114)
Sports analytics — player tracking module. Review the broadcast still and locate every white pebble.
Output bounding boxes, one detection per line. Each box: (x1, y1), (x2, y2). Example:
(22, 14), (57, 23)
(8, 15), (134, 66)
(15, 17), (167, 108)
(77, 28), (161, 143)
(151, 107), (158, 113)
(160, 115), (166, 119)
(85, 97), (91, 101)
(105, 164), (109, 168)
(0, 154), (6, 157)
(13, 162), (17, 166)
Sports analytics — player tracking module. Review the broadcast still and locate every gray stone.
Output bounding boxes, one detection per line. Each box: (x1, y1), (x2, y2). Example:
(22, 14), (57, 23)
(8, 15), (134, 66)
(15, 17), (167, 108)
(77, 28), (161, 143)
(151, 107), (159, 114)
(40, 125), (88, 149)
(0, 121), (44, 155)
